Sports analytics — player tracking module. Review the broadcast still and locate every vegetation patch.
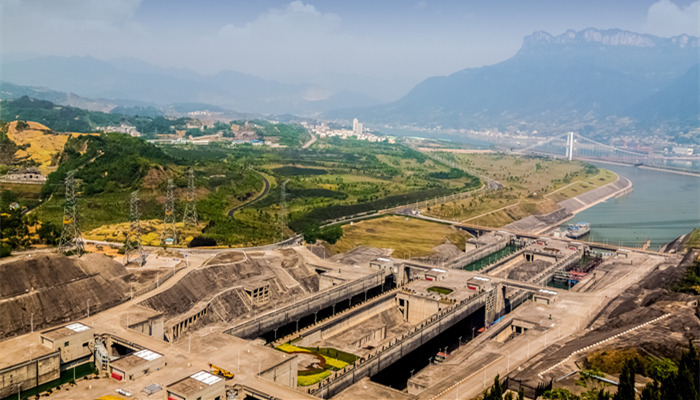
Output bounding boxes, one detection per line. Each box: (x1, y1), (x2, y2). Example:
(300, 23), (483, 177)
(685, 228), (700, 250)
(276, 344), (356, 386)
(273, 166), (328, 176)
(424, 152), (615, 226)
(297, 370), (331, 386)
(330, 215), (469, 258)
(427, 286), (453, 295)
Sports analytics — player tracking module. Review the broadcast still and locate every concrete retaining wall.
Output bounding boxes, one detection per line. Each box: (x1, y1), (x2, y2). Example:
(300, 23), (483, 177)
(226, 271), (387, 339)
(310, 292), (488, 398)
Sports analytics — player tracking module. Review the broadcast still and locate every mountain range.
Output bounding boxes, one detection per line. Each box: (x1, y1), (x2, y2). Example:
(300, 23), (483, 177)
(1, 56), (381, 116)
(329, 28), (699, 136)
(1, 28), (697, 137)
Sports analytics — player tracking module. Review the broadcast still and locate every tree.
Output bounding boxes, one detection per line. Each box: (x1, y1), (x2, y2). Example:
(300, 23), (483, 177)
(614, 359), (636, 400)
(38, 221), (60, 245)
(676, 339), (700, 400)
(596, 389), (612, 400)
(483, 375), (504, 400)
(640, 380), (661, 400)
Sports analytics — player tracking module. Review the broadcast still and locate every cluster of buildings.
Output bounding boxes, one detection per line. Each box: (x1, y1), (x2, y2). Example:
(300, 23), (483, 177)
(306, 119), (395, 143)
(0, 320), (239, 400)
(95, 124), (141, 137)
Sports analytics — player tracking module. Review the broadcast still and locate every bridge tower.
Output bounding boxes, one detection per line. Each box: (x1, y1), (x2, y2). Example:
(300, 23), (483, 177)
(161, 178), (178, 245)
(182, 168), (198, 227)
(124, 190), (146, 266)
(566, 132), (574, 161)
(58, 170), (85, 256)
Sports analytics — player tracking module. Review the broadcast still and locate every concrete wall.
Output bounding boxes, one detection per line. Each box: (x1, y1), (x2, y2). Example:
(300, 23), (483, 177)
(227, 271), (387, 339)
(319, 274), (346, 290)
(310, 292), (488, 398)
(396, 293), (440, 325)
(297, 296), (395, 347)
(129, 315), (164, 340)
(109, 356), (164, 382)
(41, 330), (94, 365)
(260, 356), (298, 388)
(0, 351), (60, 398)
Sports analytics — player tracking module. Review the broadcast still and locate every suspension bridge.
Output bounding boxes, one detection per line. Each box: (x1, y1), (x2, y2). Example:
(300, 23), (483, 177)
(514, 132), (699, 174)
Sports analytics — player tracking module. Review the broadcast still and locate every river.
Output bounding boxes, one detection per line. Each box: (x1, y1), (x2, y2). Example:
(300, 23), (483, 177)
(561, 163), (700, 250)
(383, 128), (700, 249)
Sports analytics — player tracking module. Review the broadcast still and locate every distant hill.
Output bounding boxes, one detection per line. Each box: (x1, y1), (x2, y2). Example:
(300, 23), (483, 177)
(0, 96), (191, 137)
(0, 81), (119, 113)
(1, 121), (82, 175)
(1, 56), (380, 115)
(330, 28), (699, 137)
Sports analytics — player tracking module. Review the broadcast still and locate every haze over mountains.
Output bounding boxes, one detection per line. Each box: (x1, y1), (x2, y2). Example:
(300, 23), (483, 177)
(2, 28), (698, 136)
(333, 28), (699, 135)
(1, 56), (381, 116)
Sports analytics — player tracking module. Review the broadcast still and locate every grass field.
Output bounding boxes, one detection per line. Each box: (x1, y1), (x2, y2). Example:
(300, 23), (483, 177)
(84, 219), (207, 246)
(329, 215), (469, 257)
(423, 153), (616, 227)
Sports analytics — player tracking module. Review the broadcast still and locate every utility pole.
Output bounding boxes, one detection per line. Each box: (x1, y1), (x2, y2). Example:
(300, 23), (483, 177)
(58, 170), (85, 256)
(182, 168), (198, 227)
(124, 190), (146, 266)
(161, 179), (177, 245)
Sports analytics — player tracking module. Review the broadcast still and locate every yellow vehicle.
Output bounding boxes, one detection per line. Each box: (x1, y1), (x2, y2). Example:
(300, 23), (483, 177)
(209, 363), (234, 379)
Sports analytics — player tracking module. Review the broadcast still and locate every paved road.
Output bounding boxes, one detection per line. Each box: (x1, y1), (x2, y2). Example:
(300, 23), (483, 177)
(227, 170), (271, 217)
(302, 131), (317, 149)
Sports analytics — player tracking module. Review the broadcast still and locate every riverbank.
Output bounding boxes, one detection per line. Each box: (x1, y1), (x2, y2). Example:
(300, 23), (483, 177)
(503, 174), (632, 235)
(576, 158), (700, 178)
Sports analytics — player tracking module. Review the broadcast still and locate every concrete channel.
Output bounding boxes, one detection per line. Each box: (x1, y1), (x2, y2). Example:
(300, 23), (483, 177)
(308, 291), (489, 398)
(226, 270), (391, 340)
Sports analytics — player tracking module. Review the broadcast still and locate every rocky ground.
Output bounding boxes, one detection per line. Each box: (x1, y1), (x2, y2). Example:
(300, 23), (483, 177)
(511, 250), (700, 393)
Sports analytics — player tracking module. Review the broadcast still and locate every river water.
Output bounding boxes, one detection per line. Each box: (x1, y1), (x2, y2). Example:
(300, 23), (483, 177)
(561, 163), (699, 250)
(382, 128), (699, 249)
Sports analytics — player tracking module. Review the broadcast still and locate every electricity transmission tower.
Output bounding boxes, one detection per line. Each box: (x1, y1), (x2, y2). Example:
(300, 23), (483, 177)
(277, 180), (289, 241)
(58, 170), (85, 256)
(182, 168), (198, 227)
(161, 178), (178, 245)
(124, 190), (145, 266)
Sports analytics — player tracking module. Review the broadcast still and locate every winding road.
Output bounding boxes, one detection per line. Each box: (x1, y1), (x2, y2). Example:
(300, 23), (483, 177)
(227, 170), (271, 217)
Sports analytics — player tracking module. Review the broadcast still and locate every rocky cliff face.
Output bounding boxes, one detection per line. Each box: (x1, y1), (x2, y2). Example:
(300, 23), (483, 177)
(521, 28), (698, 49)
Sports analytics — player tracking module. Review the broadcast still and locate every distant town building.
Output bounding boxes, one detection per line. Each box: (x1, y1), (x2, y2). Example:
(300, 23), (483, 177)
(310, 119), (391, 144)
(672, 146), (694, 156)
(0, 169), (47, 184)
(95, 123), (141, 137)
(353, 118), (364, 136)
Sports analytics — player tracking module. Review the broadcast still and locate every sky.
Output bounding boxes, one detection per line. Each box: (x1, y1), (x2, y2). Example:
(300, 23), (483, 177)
(2, 0), (698, 100)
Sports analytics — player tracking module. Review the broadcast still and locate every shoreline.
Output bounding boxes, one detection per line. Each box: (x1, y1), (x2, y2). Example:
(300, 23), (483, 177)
(576, 158), (700, 178)
(533, 174), (632, 235)
(501, 172), (633, 235)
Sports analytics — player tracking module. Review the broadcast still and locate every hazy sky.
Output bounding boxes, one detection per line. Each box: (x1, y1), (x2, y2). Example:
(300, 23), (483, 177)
(2, 0), (698, 99)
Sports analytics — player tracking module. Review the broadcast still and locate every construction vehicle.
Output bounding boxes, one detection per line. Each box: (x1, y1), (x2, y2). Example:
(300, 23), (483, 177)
(209, 363), (234, 379)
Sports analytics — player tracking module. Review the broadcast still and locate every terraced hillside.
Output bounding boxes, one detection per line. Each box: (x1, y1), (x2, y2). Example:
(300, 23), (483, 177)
(0, 253), (131, 339)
